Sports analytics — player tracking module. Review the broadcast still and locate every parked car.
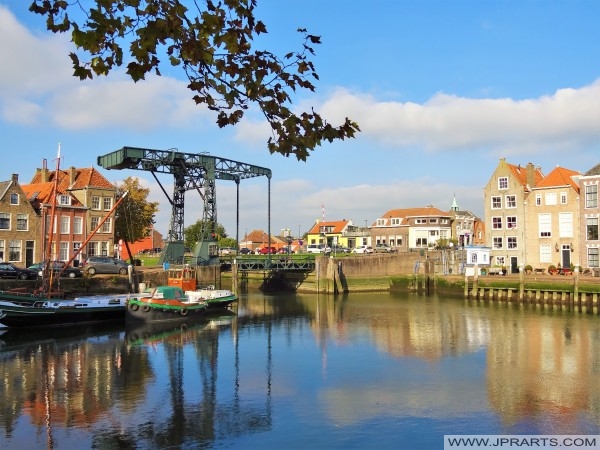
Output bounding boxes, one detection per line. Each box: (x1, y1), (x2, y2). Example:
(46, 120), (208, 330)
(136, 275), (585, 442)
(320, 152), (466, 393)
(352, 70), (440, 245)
(28, 261), (83, 278)
(82, 256), (129, 276)
(239, 247), (253, 255)
(306, 244), (326, 254)
(259, 246), (277, 254)
(219, 247), (236, 256)
(0, 263), (38, 280)
(374, 244), (394, 253)
(352, 245), (374, 254)
(330, 245), (350, 253)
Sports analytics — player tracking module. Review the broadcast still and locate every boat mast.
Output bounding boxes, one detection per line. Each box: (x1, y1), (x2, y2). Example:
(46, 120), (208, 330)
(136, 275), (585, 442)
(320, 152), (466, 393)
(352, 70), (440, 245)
(43, 144), (61, 296)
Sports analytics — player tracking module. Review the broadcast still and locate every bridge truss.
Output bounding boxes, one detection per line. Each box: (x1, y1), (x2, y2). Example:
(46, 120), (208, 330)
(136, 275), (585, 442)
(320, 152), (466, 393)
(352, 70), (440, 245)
(97, 146), (272, 265)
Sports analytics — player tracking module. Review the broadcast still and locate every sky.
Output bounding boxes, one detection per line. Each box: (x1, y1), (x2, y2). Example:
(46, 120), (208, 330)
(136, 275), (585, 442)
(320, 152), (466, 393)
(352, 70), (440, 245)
(1, 1), (600, 241)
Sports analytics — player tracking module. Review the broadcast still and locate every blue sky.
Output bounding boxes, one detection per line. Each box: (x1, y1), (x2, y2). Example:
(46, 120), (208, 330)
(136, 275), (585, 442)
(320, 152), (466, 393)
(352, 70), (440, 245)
(1, 1), (599, 240)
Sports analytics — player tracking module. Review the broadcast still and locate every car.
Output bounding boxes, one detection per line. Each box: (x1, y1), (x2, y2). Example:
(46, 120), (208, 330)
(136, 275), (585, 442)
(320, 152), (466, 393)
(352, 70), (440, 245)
(28, 261), (83, 278)
(352, 245), (374, 254)
(239, 247), (253, 255)
(277, 246), (294, 254)
(219, 247), (236, 256)
(0, 263), (39, 280)
(374, 244), (395, 253)
(259, 246), (277, 254)
(82, 256), (129, 276)
(330, 245), (350, 253)
(306, 244), (326, 254)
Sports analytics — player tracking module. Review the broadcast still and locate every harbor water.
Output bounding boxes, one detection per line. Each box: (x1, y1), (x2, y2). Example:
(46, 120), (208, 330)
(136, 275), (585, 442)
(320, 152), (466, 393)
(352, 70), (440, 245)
(0, 292), (599, 449)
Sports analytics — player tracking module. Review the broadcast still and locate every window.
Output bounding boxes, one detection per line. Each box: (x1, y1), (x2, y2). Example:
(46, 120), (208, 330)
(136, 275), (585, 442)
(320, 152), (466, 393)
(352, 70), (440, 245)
(506, 216), (517, 229)
(505, 195), (517, 208)
(415, 218), (426, 224)
(545, 192), (557, 206)
(60, 242), (69, 261)
(391, 218), (401, 225)
(471, 253), (478, 264)
(492, 217), (502, 229)
(491, 196), (501, 209)
(91, 196), (100, 210)
(588, 248), (599, 268)
(429, 218), (438, 224)
(59, 195), (71, 205)
(8, 240), (21, 262)
(0, 240), (4, 261)
(416, 238), (428, 247)
(558, 212), (573, 238)
(587, 218), (599, 241)
(585, 185), (598, 208)
(91, 217), (100, 232)
(539, 244), (552, 263)
(103, 197), (113, 210)
(535, 194), (541, 206)
(538, 213), (551, 238)
(10, 193), (18, 205)
(498, 177), (508, 190)
(73, 217), (83, 234)
(560, 192), (567, 204)
(493, 237), (503, 249)
(60, 216), (70, 234)
(495, 256), (505, 266)
(0, 213), (9, 230)
(101, 218), (112, 233)
(16, 214), (28, 231)
(507, 237), (517, 249)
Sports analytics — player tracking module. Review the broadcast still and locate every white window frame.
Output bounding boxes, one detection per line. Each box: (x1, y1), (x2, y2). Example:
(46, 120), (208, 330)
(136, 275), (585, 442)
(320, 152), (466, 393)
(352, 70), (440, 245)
(491, 196), (502, 209)
(498, 177), (508, 190)
(538, 213), (551, 238)
(60, 216), (70, 234)
(73, 216), (83, 235)
(505, 195), (517, 208)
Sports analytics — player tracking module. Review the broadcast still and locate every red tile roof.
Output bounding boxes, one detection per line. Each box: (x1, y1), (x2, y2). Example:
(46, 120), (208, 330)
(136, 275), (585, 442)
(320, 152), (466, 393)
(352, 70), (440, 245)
(30, 166), (115, 190)
(21, 181), (84, 207)
(506, 163), (544, 189)
(536, 166), (580, 191)
(307, 220), (350, 234)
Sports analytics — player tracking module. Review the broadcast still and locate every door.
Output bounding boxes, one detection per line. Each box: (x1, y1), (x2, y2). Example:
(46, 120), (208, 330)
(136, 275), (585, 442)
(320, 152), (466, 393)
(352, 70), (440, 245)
(25, 240), (35, 267)
(562, 246), (571, 268)
(510, 256), (518, 274)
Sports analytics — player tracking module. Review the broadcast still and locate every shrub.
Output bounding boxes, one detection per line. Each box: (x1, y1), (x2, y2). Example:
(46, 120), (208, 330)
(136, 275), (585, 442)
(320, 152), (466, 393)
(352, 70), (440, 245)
(524, 264), (533, 273)
(548, 264), (557, 273)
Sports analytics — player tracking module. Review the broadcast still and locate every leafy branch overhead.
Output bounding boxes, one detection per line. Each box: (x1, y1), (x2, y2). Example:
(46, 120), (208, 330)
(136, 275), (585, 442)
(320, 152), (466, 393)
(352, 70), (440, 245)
(29, 0), (360, 160)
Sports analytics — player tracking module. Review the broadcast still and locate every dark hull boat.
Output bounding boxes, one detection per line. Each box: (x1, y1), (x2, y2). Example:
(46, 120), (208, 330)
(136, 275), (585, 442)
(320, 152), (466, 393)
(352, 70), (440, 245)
(0, 294), (129, 328)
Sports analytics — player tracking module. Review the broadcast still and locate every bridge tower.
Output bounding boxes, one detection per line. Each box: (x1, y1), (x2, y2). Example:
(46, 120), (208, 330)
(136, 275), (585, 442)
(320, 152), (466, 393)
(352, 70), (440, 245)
(97, 147), (271, 265)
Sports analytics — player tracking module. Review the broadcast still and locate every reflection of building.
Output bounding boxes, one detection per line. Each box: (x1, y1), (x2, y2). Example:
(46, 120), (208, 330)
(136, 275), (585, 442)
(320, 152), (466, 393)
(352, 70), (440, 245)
(487, 315), (600, 429)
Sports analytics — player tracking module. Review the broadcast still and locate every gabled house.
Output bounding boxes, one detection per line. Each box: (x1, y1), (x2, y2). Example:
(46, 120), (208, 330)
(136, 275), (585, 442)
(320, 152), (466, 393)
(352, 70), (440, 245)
(449, 195), (482, 247)
(28, 163), (118, 262)
(0, 174), (41, 267)
(484, 159), (544, 273)
(528, 165), (581, 270)
(372, 207), (452, 251)
(575, 162), (600, 270)
(306, 219), (356, 249)
(241, 229), (287, 252)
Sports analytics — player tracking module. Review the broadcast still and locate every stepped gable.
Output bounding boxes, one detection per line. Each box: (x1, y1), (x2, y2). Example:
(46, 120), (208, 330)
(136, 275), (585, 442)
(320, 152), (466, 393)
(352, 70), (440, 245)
(536, 166), (580, 191)
(584, 162), (600, 176)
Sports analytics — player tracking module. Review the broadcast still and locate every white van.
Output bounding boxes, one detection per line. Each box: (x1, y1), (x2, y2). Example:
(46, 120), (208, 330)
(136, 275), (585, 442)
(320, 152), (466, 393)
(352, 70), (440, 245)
(306, 244), (326, 253)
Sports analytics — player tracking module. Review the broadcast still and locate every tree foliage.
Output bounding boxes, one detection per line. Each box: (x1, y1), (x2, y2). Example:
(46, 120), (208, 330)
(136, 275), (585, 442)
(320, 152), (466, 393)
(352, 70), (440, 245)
(184, 219), (227, 249)
(29, 0), (360, 160)
(114, 176), (160, 243)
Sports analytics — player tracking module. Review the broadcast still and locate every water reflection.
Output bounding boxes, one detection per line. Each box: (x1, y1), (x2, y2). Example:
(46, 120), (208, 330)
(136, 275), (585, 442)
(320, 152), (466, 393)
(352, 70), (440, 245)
(0, 294), (598, 449)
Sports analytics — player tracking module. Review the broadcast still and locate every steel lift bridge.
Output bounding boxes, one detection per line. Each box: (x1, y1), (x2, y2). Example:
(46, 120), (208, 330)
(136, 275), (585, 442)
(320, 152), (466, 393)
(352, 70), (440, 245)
(97, 146), (272, 266)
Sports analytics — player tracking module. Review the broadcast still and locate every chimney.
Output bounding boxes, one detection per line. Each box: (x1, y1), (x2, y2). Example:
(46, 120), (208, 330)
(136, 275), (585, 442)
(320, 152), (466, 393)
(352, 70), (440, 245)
(38, 167), (49, 183)
(526, 162), (536, 188)
(69, 166), (77, 186)
(11, 174), (18, 183)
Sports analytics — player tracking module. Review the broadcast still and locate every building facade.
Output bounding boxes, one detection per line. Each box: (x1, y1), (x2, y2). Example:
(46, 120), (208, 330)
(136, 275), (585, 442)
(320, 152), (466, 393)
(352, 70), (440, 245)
(577, 163), (600, 269)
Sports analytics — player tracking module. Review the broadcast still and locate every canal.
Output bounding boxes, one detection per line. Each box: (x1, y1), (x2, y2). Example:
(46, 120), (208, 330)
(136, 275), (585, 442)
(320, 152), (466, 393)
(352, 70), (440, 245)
(0, 292), (599, 449)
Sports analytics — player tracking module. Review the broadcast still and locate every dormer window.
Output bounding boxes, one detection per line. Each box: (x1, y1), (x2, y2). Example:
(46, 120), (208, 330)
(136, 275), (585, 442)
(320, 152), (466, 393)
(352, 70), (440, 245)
(58, 195), (71, 205)
(10, 193), (18, 205)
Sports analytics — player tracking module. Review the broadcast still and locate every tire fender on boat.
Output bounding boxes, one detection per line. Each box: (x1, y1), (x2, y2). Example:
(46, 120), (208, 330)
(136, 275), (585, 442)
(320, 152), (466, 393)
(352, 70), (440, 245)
(180, 308), (188, 316)
(142, 305), (151, 312)
(129, 303), (139, 311)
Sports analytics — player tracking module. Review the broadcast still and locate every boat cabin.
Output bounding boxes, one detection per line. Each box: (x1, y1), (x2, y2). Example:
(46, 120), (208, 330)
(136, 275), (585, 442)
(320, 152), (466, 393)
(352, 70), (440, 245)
(153, 286), (186, 300)
(167, 267), (197, 290)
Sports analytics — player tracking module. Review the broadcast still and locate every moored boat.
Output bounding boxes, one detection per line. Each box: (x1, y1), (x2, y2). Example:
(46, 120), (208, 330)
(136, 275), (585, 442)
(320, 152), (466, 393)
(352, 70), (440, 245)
(126, 285), (237, 323)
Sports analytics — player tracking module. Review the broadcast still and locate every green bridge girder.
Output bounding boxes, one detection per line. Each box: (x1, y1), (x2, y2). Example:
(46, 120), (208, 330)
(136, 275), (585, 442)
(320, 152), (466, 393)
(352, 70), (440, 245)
(97, 146), (272, 266)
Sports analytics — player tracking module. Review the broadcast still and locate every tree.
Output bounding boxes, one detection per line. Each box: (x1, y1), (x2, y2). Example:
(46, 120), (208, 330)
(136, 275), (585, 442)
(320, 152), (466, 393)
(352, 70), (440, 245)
(184, 219), (227, 249)
(114, 177), (160, 243)
(29, 0), (360, 161)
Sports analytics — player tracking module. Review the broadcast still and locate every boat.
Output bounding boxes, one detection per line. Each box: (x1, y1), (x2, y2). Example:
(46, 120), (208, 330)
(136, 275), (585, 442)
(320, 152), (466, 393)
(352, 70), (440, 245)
(126, 284), (237, 323)
(0, 294), (130, 328)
